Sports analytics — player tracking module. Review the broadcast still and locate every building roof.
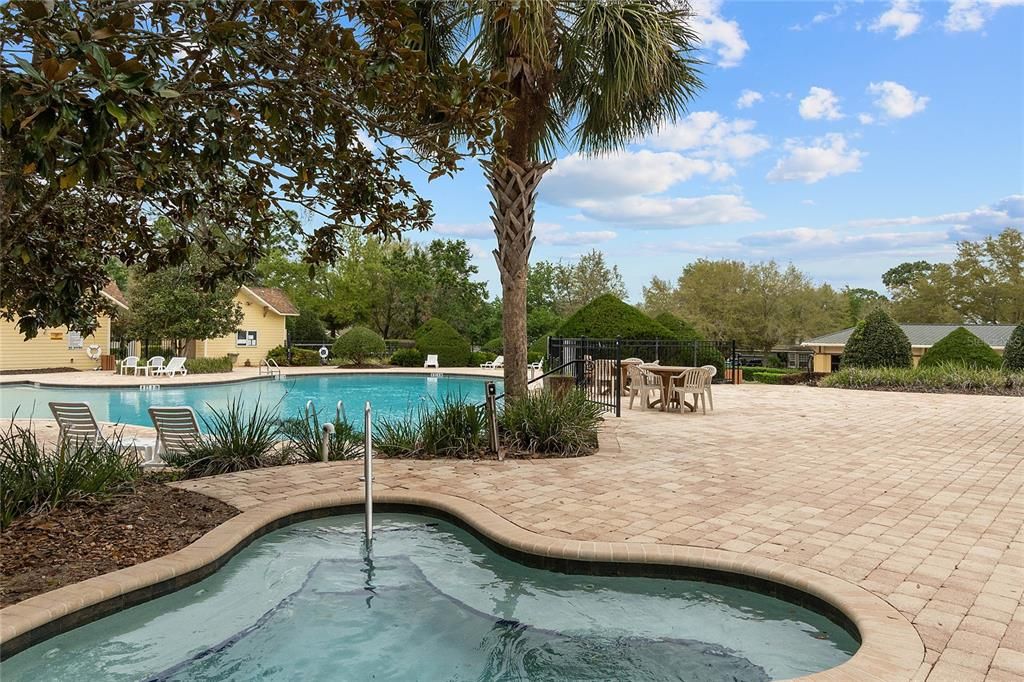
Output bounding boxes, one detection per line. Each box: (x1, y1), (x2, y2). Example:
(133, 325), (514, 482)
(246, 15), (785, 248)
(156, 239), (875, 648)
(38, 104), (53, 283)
(803, 324), (1018, 349)
(100, 281), (129, 310)
(242, 286), (299, 316)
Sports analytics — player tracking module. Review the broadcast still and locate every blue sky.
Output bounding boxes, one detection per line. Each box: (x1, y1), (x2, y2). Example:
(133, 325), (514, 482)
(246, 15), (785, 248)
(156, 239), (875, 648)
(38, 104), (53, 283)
(400, 1), (1024, 300)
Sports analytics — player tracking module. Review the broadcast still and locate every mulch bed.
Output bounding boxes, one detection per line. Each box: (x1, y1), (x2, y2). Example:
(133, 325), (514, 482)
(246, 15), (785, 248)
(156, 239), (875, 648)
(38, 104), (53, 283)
(0, 480), (238, 608)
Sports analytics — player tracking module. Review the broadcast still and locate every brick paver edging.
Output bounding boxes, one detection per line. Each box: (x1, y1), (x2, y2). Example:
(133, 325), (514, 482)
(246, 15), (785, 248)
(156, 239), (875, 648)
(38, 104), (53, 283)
(0, 490), (923, 679)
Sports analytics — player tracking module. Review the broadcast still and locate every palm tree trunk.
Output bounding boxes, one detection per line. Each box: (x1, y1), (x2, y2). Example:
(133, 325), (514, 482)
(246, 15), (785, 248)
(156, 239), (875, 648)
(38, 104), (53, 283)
(485, 158), (552, 398)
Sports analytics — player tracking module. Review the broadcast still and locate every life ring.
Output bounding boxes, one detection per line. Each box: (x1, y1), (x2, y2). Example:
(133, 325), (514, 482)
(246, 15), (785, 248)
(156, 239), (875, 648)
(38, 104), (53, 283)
(86, 344), (102, 360)
(318, 346), (329, 359)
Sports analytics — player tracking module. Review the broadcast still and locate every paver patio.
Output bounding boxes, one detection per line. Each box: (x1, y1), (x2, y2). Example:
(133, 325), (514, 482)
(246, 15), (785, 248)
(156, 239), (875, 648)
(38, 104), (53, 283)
(169, 380), (1023, 681)
(4, 371), (1022, 679)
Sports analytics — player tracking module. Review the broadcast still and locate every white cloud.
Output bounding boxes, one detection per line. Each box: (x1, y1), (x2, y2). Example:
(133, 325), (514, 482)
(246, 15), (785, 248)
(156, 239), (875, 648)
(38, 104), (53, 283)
(736, 89), (764, 109)
(868, 81), (929, 119)
(576, 194), (762, 227)
(646, 111), (771, 160)
(848, 195), (1024, 233)
(434, 222), (492, 238)
(767, 134), (865, 184)
(798, 87), (844, 120)
(857, 113), (876, 125)
(534, 222), (617, 246)
(945, 0), (1024, 32)
(791, 3), (847, 31)
(870, 1), (924, 38)
(689, 0), (749, 68)
(801, 199), (816, 206)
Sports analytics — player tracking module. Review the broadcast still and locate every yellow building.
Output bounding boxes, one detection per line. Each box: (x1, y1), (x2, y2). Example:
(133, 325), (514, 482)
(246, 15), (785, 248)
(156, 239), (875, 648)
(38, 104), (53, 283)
(0, 283), (129, 372)
(803, 324), (1015, 373)
(197, 286), (298, 366)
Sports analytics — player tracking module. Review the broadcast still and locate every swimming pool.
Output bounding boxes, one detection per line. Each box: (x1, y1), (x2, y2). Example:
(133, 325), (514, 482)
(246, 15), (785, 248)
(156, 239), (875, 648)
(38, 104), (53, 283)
(3, 513), (857, 680)
(0, 374), (497, 428)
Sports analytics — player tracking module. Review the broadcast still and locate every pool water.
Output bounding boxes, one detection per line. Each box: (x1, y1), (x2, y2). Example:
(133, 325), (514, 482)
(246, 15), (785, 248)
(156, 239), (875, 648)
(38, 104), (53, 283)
(0, 374), (495, 428)
(4, 514), (858, 681)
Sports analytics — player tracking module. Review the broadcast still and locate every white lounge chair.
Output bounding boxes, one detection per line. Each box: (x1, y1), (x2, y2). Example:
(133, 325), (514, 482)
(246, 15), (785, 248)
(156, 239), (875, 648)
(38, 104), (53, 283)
(148, 406), (204, 459)
(669, 367), (712, 414)
(423, 354), (439, 368)
(701, 365), (718, 411)
(147, 356), (166, 373)
(480, 355), (504, 369)
(626, 365), (661, 409)
(120, 355), (147, 375)
(49, 402), (157, 465)
(153, 356), (188, 376)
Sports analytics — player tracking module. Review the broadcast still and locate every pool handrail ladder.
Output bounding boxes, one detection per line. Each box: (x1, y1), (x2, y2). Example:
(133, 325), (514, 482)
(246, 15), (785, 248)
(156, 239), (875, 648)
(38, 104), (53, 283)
(259, 357), (281, 379)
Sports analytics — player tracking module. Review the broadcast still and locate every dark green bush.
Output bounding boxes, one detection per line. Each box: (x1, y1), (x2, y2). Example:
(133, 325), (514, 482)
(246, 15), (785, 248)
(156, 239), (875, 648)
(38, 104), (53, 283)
(653, 312), (703, 341)
(470, 351), (496, 366)
(332, 326), (385, 364)
(1005, 324), (1024, 371)
(500, 389), (603, 457)
(841, 309), (912, 369)
(557, 295), (676, 340)
(919, 327), (1003, 370)
(390, 348), (426, 367)
(529, 335), (550, 356)
(741, 367), (801, 381)
(414, 319), (471, 366)
(287, 308), (329, 343)
(0, 423), (141, 527)
(527, 350), (544, 363)
(164, 398), (284, 478)
(184, 356), (234, 373)
(268, 345), (321, 367)
(483, 338), (503, 354)
(267, 345), (289, 365)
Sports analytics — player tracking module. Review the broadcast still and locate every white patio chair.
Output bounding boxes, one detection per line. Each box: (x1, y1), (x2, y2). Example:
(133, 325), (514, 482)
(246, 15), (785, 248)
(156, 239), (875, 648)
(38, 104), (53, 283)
(480, 355), (504, 369)
(147, 356), (166, 373)
(423, 354), (439, 368)
(148, 406), (205, 459)
(153, 356), (188, 376)
(701, 364), (718, 411)
(120, 355), (146, 375)
(669, 367), (712, 414)
(626, 364), (661, 409)
(49, 402), (157, 466)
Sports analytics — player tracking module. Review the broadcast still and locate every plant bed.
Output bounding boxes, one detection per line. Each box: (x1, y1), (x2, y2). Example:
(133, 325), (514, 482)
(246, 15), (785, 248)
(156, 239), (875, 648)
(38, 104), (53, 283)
(820, 366), (1024, 396)
(0, 477), (237, 607)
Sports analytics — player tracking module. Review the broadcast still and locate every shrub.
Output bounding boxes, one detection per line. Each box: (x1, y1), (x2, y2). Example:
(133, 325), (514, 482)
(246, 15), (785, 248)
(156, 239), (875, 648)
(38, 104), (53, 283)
(390, 348), (426, 367)
(483, 338), (503, 354)
(527, 350), (544, 364)
(267, 345), (289, 365)
(332, 326), (385, 365)
(741, 367), (801, 381)
(184, 356), (234, 374)
(919, 327), (1003, 370)
(419, 397), (487, 458)
(841, 309), (912, 369)
(1005, 324), (1024, 371)
(821, 365), (1023, 396)
(287, 308), (329, 344)
(0, 423), (140, 528)
(529, 335), (550, 356)
(374, 414), (421, 457)
(470, 351), (496, 366)
(653, 312), (703, 341)
(280, 409), (363, 462)
(163, 398), (284, 478)
(500, 389), (603, 457)
(414, 319), (471, 366)
(267, 345), (321, 367)
(557, 295), (676, 341)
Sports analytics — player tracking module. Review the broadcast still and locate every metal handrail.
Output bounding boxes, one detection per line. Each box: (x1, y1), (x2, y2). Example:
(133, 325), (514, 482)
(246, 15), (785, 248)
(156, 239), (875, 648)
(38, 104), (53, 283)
(488, 360), (586, 404)
(259, 357), (281, 378)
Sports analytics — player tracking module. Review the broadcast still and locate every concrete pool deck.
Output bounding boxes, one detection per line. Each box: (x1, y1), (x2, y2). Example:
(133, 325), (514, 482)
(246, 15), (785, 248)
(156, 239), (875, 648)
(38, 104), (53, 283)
(1, 374), (1021, 679)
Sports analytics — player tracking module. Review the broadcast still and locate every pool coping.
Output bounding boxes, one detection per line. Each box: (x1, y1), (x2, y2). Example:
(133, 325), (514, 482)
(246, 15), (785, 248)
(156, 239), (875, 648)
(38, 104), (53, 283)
(0, 368), (503, 390)
(0, 491), (923, 680)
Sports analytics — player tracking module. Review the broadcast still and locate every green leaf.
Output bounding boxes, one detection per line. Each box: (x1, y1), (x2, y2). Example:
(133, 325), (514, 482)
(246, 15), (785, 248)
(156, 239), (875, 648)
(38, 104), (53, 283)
(14, 56), (44, 82)
(105, 100), (127, 126)
(119, 71), (149, 90)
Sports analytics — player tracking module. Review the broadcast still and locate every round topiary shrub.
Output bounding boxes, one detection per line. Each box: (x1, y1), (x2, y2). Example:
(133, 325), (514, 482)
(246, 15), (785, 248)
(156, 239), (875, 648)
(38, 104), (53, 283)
(332, 326), (385, 365)
(919, 327), (1003, 370)
(414, 319), (471, 366)
(469, 350), (496, 367)
(1004, 324), (1024, 372)
(557, 295), (675, 340)
(653, 312), (703, 341)
(652, 312), (725, 372)
(482, 337), (503, 354)
(841, 309), (912, 369)
(390, 348), (425, 367)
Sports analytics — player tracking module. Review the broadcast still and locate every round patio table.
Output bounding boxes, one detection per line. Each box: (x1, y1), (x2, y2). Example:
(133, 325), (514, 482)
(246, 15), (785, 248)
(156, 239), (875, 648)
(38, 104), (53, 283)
(638, 364), (696, 412)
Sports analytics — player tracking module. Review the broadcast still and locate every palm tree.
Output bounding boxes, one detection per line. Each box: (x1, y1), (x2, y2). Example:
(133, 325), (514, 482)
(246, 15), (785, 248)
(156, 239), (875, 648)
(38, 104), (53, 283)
(420, 1), (704, 397)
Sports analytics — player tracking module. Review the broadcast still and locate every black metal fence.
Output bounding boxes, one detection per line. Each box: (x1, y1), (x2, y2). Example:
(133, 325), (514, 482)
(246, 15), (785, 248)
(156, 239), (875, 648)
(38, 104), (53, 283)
(546, 337), (739, 416)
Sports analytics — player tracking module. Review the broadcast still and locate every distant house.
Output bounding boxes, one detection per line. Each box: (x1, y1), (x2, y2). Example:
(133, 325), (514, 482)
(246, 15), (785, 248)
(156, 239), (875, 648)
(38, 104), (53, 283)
(0, 282), (129, 372)
(802, 324), (1017, 373)
(193, 286), (299, 366)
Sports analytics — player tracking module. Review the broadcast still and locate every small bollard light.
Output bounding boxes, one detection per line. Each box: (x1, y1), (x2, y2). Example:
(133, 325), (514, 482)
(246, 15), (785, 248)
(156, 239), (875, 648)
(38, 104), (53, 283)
(320, 422), (335, 462)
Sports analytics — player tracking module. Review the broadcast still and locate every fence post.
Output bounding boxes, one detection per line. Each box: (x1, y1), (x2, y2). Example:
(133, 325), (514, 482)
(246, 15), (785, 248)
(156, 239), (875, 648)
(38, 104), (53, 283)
(286, 334), (292, 364)
(731, 341), (738, 384)
(614, 337), (622, 417)
(484, 382), (501, 460)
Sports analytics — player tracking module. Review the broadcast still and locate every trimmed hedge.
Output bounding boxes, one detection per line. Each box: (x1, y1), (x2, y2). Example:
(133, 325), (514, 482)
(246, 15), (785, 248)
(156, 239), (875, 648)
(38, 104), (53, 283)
(268, 345), (323, 367)
(184, 356), (234, 373)
(654, 312), (703, 341)
(390, 348), (425, 367)
(1005, 324), (1024, 371)
(469, 351), (496, 366)
(822, 365), (1024, 396)
(333, 326), (385, 364)
(919, 327), (1002, 370)
(841, 309), (912, 369)
(557, 295), (676, 341)
(741, 367), (801, 381)
(414, 319), (471, 366)
(482, 338), (503, 354)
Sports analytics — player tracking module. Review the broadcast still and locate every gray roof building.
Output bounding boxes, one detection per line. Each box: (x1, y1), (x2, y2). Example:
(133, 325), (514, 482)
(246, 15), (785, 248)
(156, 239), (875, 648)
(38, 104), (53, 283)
(803, 324), (1017, 349)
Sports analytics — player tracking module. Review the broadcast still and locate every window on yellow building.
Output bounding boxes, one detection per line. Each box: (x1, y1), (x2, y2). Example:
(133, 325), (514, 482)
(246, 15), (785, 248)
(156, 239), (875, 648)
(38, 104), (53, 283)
(236, 330), (258, 347)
